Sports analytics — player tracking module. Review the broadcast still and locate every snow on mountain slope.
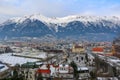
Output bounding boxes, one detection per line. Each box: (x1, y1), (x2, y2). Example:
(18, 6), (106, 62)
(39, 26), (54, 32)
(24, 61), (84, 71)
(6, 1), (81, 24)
(5, 14), (120, 27)
(0, 14), (120, 41)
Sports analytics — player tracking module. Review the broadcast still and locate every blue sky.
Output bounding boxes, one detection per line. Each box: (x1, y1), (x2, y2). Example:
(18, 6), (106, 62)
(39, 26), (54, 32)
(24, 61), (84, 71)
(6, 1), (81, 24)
(0, 0), (120, 23)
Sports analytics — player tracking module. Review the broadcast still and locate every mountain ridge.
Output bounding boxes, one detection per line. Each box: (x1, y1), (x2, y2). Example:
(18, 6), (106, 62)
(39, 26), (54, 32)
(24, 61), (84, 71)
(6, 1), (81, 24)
(0, 14), (120, 41)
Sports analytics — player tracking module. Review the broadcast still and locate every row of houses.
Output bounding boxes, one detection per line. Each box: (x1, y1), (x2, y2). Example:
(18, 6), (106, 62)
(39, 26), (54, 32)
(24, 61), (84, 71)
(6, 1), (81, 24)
(17, 63), (91, 80)
(10, 63), (74, 80)
(36, 64), (74, 80)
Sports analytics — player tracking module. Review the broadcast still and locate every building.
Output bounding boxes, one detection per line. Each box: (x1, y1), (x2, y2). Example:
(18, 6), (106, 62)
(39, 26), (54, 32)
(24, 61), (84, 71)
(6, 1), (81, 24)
(92, 46), (114, 56)
(72, 44), (85, 53)
(36, 64), (51, 80)
(92, 47), (104, 54)
(57, 64), (73, 79)
(0, 64), (10, 79)
(87, 54), (95, 66)
(36, 64), (74, 80)
(72, 53), (87, 67)
(104, 47), (113, 56)
(111, 38), (120, 58)
(21, 68), (36, 80)
(77, 67), (91, 80)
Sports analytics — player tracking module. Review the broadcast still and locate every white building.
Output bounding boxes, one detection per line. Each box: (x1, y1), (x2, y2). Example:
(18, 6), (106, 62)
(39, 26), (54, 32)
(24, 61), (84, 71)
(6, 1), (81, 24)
(72, 54), (87, 67)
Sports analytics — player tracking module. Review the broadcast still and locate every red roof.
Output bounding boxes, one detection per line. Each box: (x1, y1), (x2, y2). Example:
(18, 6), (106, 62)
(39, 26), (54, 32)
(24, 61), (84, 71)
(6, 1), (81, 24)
(92, 47), (103, 52)
(37, 69), (51, 74)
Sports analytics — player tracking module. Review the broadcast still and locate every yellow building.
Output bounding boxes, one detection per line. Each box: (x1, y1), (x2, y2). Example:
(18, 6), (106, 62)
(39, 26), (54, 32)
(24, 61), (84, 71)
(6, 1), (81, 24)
(72, 44), (85, 53)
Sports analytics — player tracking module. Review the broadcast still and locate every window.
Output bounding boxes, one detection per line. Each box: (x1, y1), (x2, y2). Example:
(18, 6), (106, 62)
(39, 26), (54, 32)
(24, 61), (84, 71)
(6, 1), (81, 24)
(81, 57), (83, 60)
(76, 57), (78, 61)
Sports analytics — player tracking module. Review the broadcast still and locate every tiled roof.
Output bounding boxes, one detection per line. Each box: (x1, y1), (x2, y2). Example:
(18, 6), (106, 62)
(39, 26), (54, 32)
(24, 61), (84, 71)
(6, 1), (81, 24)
(92, 47), (103, 52)
(37, 69), (51, 74)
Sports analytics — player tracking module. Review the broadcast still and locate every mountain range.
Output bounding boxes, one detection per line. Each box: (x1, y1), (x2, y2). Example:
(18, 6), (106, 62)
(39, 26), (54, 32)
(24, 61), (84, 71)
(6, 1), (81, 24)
(0, 14), (120, 41)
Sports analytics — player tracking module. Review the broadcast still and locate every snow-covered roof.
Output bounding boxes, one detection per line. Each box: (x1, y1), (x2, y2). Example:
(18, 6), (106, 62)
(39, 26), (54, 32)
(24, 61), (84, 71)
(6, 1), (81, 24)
(0, 64), (8, 72)
(13, 52), (47, 59)
(97, 77), (118, 80)
(0, 53), (39, 66)
(78, 67), (89, 71)
(59, 64), (69, 67)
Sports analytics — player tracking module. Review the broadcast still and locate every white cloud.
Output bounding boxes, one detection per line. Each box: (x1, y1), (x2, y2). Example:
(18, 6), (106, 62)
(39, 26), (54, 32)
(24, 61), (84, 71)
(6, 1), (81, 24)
(0, 0), (69, 16)
(0, 0), (120, 23)
(0, 6), (23, 16)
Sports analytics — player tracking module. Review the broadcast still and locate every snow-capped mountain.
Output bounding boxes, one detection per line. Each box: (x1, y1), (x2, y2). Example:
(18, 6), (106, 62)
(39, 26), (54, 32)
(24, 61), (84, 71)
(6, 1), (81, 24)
(0, 14), (120, 41)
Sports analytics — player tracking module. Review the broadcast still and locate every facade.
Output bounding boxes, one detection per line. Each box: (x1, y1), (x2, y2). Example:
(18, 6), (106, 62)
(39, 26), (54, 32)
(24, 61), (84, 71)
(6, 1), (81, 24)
(72, 44), (85, 53)
(78, 67), (91, 80)
(104, 47), (113, 56)
(87, 54), (95, 66)
(72, 53), (87, 67)
(36, 64), (51, 80)
(36, 64), (74, 80)
(21, 69), (36, 80)
(56, 64), (74, 80)
(113, 44), (120, 58)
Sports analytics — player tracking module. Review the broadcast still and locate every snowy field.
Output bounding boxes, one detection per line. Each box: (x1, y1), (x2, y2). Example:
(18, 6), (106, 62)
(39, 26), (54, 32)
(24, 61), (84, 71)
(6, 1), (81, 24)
(13, 52), (47, 59)
(13, 52), (55, 59)
(0, 53), (39, 66)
